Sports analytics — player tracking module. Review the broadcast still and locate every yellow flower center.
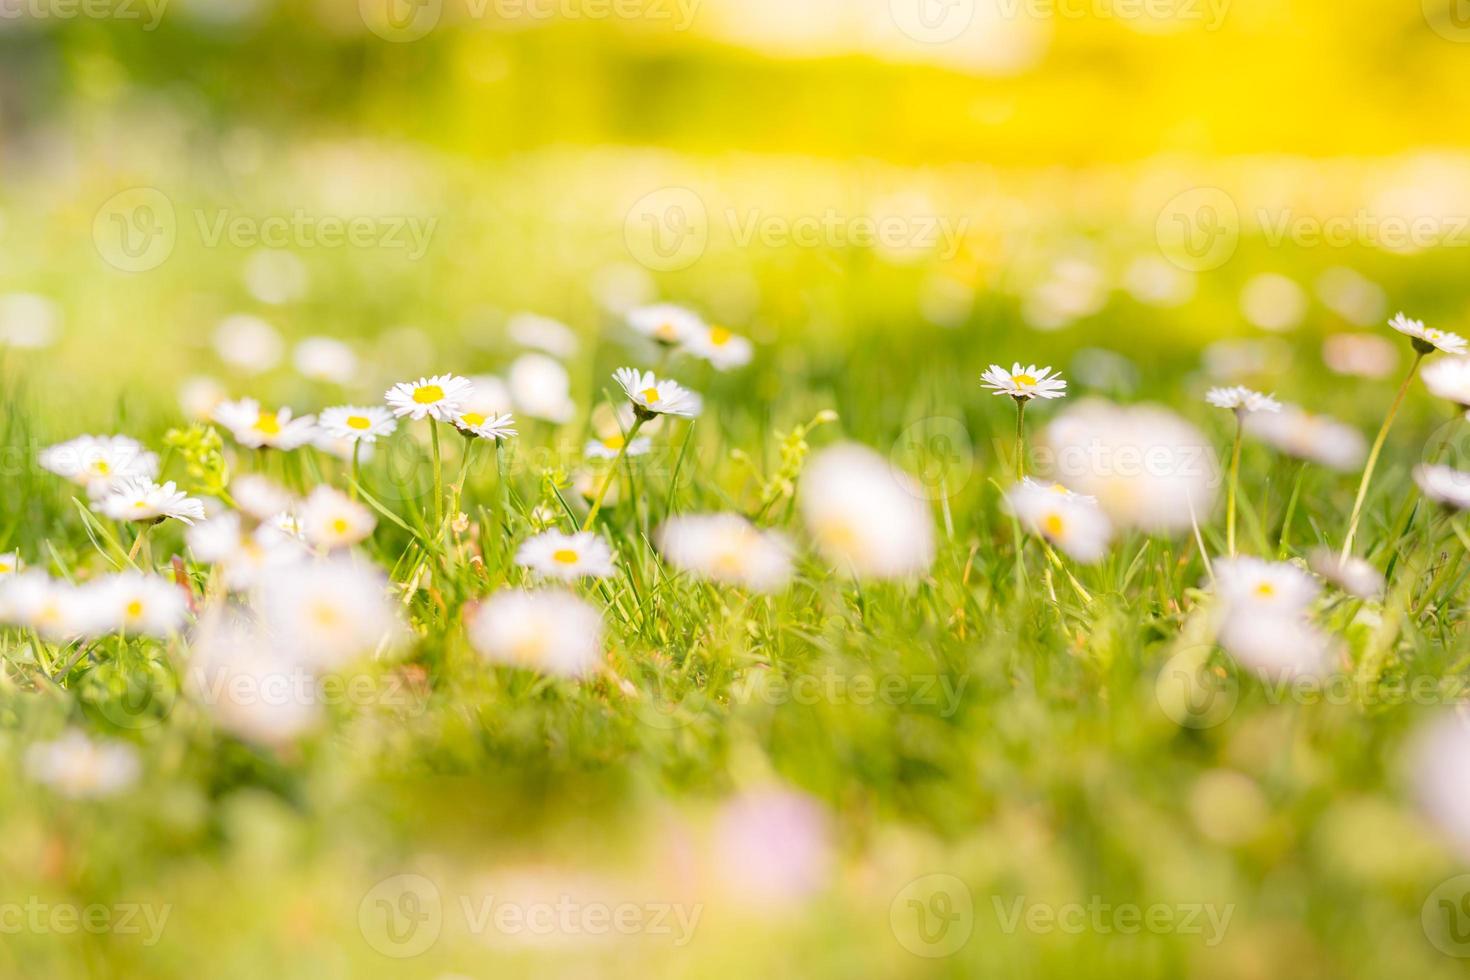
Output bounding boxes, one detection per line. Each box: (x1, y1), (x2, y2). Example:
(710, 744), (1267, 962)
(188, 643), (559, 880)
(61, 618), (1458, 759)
(132, 500), (148, 509)
(601, 435), (625, 450)
(1254, 582), (1275, 597)
(331, 517), (349, 535)
(346, 415), (372, 430)
(413, 384), (445, 404)
(1048, 483), (1069, 495)
(641, 387), (662, 404)
(552, 549), (580, 564)
(512, 630), (549, 663)
(0, 562), (12, 573)
(125, 599), (144, 619)
(1012, 374), (1037, 387)
(655, 323), (679, 341)
(709, 326), (732, 347)
(92, 461), (111, 475)
(460, 412), (486, 427)
(1042, 513), (1065, 536)
(254, 411), (282, 435)
(310, 602), (342, 628)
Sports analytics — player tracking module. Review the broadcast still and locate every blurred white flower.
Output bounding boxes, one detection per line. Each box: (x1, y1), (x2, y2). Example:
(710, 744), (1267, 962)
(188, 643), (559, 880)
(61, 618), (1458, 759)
(39, 435), (158, 499)
(187, 512), (304, 591)
(1239, 273), (1307, 332)
(613, 367), (703, 419)
(464, 375), (514, 415)
(258, 558), (398, 669)
(385, 374), (473, 422)
(685, 324), (754, 370)
(25, 730), (139, 799)
(1213, 557), (1320, 617)
(1122, 256), (1194, 308)
(585, 433), (652, 460)
(1042, 399), (1219, 535)
(188, 609), (321, 746)
(243, 250), (308, 305)
(1315, 267), (1385, 327)
(656, 513), (794, 592)
(508, 355), (575, 424)
(230, 474), (296, 522)
(1389, 312), (1466, 355)
(508, 313), (579, 359)
(84, 571), (188, 638)
(1409, 714), (1470, 862)
(800, 443), (934, 579)
(1422, 356), (1470, 407)
(102, 478), (205, 525)
(292, 336), (358, 385)
(710, 789), (831, 904)
(213, 314), (283, 373)
(1217, 612), (1334, 682)
(466, 589), (603, 679)
(214, 398), (319, 450)
(515, 530), (616, 581)
(628, 303), (703, 347)
(0, 551), (20, 576)
(1308, 548), (1384, 600)
(1206, 386), (1281, 414)
(1415, 464), (1470, 510)
(1005, 479), (1113, 563)
(981, 363), (1067, 400)
(299, 486), (375, 550)
(1202, 338), (1290, 381)
(0, 572), (87, 640)
(319, 405), (396, 444)
(1244, 404), (1366, 472)
(0, 292), (60, 349)
(1322, 333), (1397, 379)
(178, 375), (228, 421)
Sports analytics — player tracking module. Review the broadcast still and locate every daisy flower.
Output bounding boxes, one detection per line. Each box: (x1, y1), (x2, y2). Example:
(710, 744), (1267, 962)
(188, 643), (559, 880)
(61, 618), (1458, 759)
(230, 474), (296, 522)
(0, 551), (21, 576)
(257, 559), (400, 669)
(514, 530), (616, 581)
(187, 609), (321, 746)
(1205, 386), (1281, 414)
(508, 354), (575, 424)
(102, 478), (206, 525)
(0, 292), (60, 349)
(1410, 716), (1470, 863)
(628, 303), (704, 347)
(466, 589), (603, 679)
(39, 435), (159, 499)
(1389, 312), (1467, 355)
(1421, 356), (1470, 407)
(292, 336), (358, 385)
(655, 514), (794, 592)
(0, 572), (86, 640)
(1217, 612), (1334, 683)
(1212, 557), (1320, 617)
(981, 363), (1067, 401)
(213, 399), (320, 451)
(508, 312), (579, 359)
(453, 411), (518, 441)
(800, 443), (934, 580)
(465, 375), (514, 415)
(269, 510), (306, 540)
(319, 405), (397, 444)
(299, 486), (376, 550)
(87, 571), (188, 638)
(1005, 479), (1114, 564)
(24, 730), (140, 799)
(187, 513), (305, 591)
(1415, 464), (1470, 511)
(1244, 404), (1366, 472)
(685, 324), (754, 371)
(585, 432), (652, 460)
(1308, 548), (1385, 600)
(384, 374), (474, 422)
(613, 367), (703, 419)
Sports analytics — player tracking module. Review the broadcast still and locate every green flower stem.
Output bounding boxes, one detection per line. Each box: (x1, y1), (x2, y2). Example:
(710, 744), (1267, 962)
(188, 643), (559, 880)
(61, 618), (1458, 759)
(583, 417), (645, 531)
(1014, 397), (1027, 482)
(1226, 411), (1243, 557)
(1342, 350), (1424, 561)
(350, 440), (362, 502)
(429, 420), (444, 533)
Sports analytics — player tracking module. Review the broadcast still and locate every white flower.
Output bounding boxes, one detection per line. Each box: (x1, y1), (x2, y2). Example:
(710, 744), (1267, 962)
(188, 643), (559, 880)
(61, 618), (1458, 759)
(0, 551), (21, 576)
(466, 589), (603, 679)
(1389, 312), (1467, 355)
(269, 510), (306, 540)
(24, 730), (139, 799)
(508, 354), (575, 424)
(980, 363), (1067, 401)
(1042, 399), (1220, 535)
(1217, 613), (1334, 683)
(299, 486), (376, 550)
(213, 313), (283, 372)
(292, 336), (358, 385)
(685, 324), (754, 370)
(1239, 273), (1307, 333)
(86, 571), (188, 638)
(178, 375), (227, 421)
(628, 303), (703, 346)
(514, 530), (616, 581)
(1213, 557), (1320, 617)
(230, 475), (297, 522)
(39, 435), (159, 499)
(453, 411), (517, 441)
(1243, 404), (1366, 472)
(188, 512), (305, 591)
(800, 443), (934, 580)
(655, 514), (794, 592)
(0, 292), (60, 349)
(585, 433), (652, 459)
(257, 559), (399, 669)
(213, 399), (319, 450)
(1017, 476), (1096, 503)
(385, 374), (474, 422)
(1308, 548), (1385, 600)
(613, 367), (703, 419)
(1409, 715), (1470, 863)
(243, 249), (308, 305)
(1005, 479), (1114, 563)
(508, 313), (579, 358)
(0, 572), (86, 640)
(1323, 333), (1397, 379)
(1422, 356), (1470, 407)
(465, 375), (514, 415)
(188, 609), (321, 746)
(1416, 464), (1470, 510)
(1205, 386), (1281, 414)
(319, 405), (397, 444)
(102, 478), (205, 525)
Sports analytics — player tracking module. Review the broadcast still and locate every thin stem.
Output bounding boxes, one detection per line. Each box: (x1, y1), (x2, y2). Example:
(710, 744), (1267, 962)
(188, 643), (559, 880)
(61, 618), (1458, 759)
(1226, 412), (1243, 557)
(127, 524), (151, 564)
(429, 421), (444, 532)
(1014, 397), (1027, 482)
(1342, 350), (1424, 561)
(583, 417), (645, 531)
(350, 440), (362, 502)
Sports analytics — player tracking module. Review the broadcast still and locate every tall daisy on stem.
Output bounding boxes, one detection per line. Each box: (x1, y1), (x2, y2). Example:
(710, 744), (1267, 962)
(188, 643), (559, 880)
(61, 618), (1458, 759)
(385, 375), (473, 531)
(320, 405), (396, 501)
(583, 368), (702, 529)
(1341, 313), (1466, 560)
(981, 363), (1067, 480)
(1206, 385), (1281, 556)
